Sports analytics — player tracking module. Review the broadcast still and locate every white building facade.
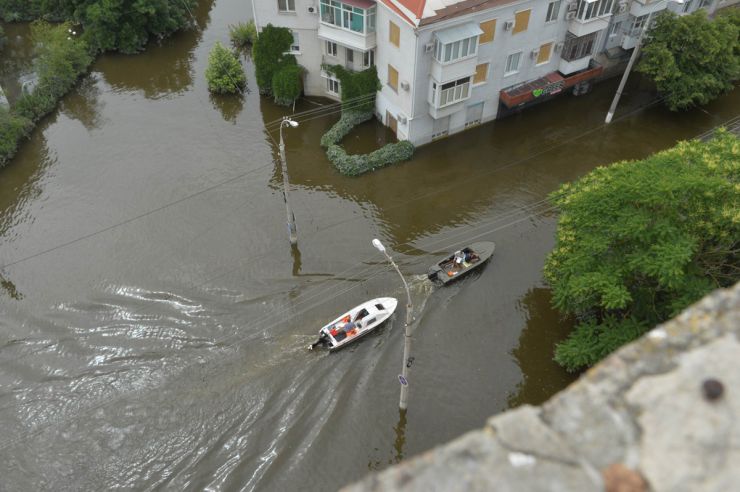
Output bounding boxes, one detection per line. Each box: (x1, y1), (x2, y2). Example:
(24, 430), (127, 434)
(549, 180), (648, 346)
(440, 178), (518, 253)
(252, 0), (728, 146)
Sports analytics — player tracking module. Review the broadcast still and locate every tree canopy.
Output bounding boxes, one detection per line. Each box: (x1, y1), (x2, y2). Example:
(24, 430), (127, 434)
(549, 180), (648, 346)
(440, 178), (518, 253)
(0, 0), (197, 54)
(638, 10), (740, 111)
(205, 42), (246, 94)
(544, 131), (740, 371)
(252, 24), (294, 96)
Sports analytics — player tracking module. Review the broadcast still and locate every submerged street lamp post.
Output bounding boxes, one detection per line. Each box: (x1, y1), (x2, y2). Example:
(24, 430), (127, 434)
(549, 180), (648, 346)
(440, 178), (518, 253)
(372, 238), (413, 410)
(279, 117), (299, 245)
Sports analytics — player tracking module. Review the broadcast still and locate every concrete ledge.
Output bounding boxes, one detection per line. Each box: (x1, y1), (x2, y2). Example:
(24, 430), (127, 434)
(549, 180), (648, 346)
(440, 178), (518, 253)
(344, 282), (740, 492)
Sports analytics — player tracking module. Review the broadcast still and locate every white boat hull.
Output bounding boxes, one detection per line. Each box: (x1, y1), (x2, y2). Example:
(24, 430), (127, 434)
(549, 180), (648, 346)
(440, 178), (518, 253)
(311, 297), (398, 352)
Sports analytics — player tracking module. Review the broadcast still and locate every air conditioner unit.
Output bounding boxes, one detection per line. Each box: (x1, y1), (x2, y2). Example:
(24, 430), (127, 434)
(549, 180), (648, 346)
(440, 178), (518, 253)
(503, 20), (515, 31)
(567, 1), (578, 12)
(397, 114), (408, 125)
(566, 11), (577, 20)
(400, 80), (410, 91)
(425, 42), (435, 53)
(554, 41), (564, 52)
(530, 48), (540, 59)
(307, 5), (317, 14)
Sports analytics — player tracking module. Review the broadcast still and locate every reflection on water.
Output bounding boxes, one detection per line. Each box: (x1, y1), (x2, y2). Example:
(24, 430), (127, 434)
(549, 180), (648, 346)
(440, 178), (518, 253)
(94, 0), (214, 99)
(0, 0), (738, 489)
(59, 75), (104, 131)
(508, 287), (577, 408)
(0, 22), (34, 102)
(210, 92), (245, 123)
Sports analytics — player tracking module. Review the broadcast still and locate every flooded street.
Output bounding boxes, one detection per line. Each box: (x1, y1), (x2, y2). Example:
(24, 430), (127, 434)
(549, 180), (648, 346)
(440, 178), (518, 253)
(1, 0), (738, 489)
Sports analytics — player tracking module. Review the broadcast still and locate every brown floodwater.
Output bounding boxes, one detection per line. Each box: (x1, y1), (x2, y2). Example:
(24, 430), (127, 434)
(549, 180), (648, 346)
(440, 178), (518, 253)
(1, 1), (738, 489)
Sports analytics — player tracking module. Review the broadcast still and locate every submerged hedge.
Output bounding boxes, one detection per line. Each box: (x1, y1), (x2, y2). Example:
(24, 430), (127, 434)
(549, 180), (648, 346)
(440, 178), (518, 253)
(321, 109), (414, 176)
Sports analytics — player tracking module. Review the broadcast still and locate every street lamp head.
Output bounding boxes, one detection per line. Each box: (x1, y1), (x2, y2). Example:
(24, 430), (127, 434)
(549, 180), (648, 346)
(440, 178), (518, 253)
(372, 238), (386, 253)
(283, 118), (299, 128)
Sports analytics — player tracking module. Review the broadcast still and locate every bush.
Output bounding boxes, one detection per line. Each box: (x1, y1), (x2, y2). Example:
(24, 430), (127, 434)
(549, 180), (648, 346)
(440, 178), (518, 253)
(326, 140), (414, 176)
(272, 63), (303, 106)
(0, 107), (32, 166)
(323, 65), (380, 112)
(252, 24), (294, 95)
(320, 110), (373, 148)
(229, 20), (257, 49)
(205, 42), (246, 94)
(0, 22), (92, 167)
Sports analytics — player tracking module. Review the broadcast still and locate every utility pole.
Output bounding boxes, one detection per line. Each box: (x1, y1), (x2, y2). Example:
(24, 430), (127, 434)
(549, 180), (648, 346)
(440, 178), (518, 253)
(279, 118), (298, 245)
(605, 12), (653, 124)
(372, 239), (413, 410)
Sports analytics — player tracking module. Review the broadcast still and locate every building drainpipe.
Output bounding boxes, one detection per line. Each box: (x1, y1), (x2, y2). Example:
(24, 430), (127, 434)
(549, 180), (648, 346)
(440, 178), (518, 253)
(251, 0), (260, 30)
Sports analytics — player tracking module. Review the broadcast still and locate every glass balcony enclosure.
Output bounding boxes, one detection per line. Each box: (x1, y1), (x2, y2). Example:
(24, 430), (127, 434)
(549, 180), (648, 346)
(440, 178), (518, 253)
(575, 0), (615, 21)
(320, 0), (376, 35)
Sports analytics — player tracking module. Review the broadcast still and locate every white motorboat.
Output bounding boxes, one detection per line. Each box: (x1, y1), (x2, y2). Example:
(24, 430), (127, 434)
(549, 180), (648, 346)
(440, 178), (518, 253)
(309, 297), (398, 352)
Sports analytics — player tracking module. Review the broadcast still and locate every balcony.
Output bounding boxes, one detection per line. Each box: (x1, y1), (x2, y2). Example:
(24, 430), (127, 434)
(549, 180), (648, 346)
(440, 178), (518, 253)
(559, 31), (598, 75)
(568, 0), (613, 37)
(630, 0), (668, 17)
(318, 0), (377, 51)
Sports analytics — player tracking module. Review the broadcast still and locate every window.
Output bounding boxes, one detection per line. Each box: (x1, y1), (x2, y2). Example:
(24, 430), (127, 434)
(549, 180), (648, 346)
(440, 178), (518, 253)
(609, 21), (621, 37)
(546, 1), (562, 22)
(434, 35), (478, 63)
(326, 77), (340, 94)
(290, 31), (300, 52)
(388, 64), (398, 92)
(346, 48), (354, 63)
(561, 32), (597, 61)
(505, 52), (521, 74)
(513, 9), (531, 34)
(436, 77), (471, 107)
(575, 0), (614, 21)
(278, 0), (295, 12)
(389, 21), (400, 47)
(479, 19), (496, 44)
(320, 0), (376, 34)
(473, 63), (489, 84)
(631, 14), (649, 35)
(682, 0), (694, 12)
(326, 41), (338, 56)
(363, 49), (375, 67)
(699, 0), (712, 8)
(536, 42), (553, 64)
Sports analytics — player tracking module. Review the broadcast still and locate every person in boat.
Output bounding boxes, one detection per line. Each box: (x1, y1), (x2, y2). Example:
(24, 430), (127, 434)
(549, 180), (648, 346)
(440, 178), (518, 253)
(454, 250), (466, 268)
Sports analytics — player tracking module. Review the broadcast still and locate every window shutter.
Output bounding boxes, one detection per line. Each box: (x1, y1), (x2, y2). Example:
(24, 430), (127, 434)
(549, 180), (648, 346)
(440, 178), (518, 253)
(473, 63), (488, 84)
(536, 42), (553, 64)
(389, 21), (400, 47)
(479, 19), (496, 44)
(513, 9), (531, 34)
(388, 65), (398, 91)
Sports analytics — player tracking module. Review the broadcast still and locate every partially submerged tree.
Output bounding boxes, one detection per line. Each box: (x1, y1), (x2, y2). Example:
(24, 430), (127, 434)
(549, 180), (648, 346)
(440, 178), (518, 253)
(544, 131), (740, 371)
(638, 10), (740, 111)
(229, 20), (257, 49)
(205, 42), (246, 94)
(252, 24), (294, 96)
(272, 63), (303, 106)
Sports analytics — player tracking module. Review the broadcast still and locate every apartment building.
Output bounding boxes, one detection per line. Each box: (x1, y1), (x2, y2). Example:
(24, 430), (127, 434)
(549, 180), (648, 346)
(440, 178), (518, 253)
(252, 0), (726, 146)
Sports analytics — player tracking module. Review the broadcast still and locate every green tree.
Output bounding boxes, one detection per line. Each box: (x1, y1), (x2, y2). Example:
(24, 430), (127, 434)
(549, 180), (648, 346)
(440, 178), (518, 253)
(229, 20), (257, 49)
(272, 63), (302, 106)
(323, 65), (380, 112)
(0, 0), (196, 54)
(544, 132), (740, 371)
(252, 24), (294, 96)
(638, 10), (740, 111)
(205, 41), (246, 94)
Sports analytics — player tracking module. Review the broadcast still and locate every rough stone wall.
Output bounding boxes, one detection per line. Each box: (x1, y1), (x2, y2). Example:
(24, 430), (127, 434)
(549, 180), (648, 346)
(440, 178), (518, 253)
(344, 282), (740, 492)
